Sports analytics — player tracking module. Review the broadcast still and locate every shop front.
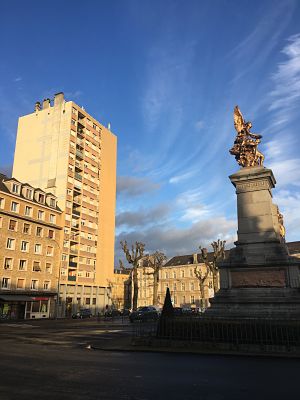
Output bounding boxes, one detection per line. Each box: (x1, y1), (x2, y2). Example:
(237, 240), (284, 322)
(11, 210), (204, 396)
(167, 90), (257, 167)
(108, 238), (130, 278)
(0, 293), (57, 320)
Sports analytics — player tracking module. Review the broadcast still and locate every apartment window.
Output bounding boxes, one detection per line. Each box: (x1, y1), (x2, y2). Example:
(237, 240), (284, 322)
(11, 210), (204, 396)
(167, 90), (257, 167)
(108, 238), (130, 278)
(34, 244), (42, 254)
(43, 281), (50, 290)
(3, 258), (13, 270)
(37, 210), (44, 220)
(86, 272), (90, 278)
(21, 241), (29, 252)
(32, 261), (42, 272)
(31, 280), (38, 290)
(11, 201), (19, 212)
(174, 283), (177, 291)
(181, 283), (185, 291)
(48, 229), (54, 239)
(50, 198), (56, 207)
(71, 119), (76, 126)
(87, 246), (91, 252)
(182, 295), (186, 304)
(173, 296), (177, 305)
(165, 272), (168, 279)
(61, 269), (67, 276)
(1, 277), (11, 289)
(190, 282), (195, 291)
(46, 246), (54, 256)
(12, 183), (19, 194)
(19, 260), (27, 271)
(209, 281), (213, 289)
(0, 197), (4, 209)
(8, 219), (17, 231)
(85, 298), (91, 305)
(45, 263), (52, 273)
(92, 298), (96, 305)
(49, 214), (56, 223)
(190, 269), (193, 277)
(6, 238), (15, 250)
(173, 271), (177, 279)
(181, 270), (185, 278)
(62, 254), (68, 261)
(191, 295), (195, 304)
(24, 206), (32, 216)
(17, 278), (25, 289)
(25, 188), (33, 199)
(36, 227), (43, 237)
(23, 223), (30, 234)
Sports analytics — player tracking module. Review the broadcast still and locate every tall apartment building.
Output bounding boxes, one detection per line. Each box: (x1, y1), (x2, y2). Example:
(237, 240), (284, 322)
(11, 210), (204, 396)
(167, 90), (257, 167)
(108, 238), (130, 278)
(12, 93), (117, 316)
(0, 174), (62, 319)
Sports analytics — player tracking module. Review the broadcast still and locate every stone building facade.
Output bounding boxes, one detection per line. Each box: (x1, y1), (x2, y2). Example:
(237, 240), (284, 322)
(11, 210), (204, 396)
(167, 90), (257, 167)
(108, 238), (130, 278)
(137, 254), (215, 309)
(0, 174), (62, 319)
(109, 269), (131, 310)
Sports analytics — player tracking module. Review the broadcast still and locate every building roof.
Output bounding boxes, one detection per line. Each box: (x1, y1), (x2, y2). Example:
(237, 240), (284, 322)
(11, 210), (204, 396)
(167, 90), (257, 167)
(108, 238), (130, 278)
(0, 173), (61, 212)
(164, 241), (300, 267)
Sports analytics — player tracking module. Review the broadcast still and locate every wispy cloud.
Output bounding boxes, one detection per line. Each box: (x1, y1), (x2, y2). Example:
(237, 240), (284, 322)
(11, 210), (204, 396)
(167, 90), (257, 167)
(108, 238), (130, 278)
(13, 77), (22, 82)
(116, 204), (170, 229)
(269, 33), (300, 114)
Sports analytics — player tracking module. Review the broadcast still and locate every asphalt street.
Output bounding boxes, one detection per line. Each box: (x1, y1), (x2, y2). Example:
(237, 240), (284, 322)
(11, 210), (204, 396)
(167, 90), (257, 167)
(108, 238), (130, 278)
(0, 319), (299, 400)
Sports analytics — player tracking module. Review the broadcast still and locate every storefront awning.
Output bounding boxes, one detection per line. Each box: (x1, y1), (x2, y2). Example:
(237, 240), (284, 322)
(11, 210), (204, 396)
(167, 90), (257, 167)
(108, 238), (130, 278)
(0, 295), (34, 301)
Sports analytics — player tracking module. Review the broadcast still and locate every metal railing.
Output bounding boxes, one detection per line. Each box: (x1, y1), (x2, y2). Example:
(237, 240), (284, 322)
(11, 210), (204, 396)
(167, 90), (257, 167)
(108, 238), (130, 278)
(133, 316), (300, 347)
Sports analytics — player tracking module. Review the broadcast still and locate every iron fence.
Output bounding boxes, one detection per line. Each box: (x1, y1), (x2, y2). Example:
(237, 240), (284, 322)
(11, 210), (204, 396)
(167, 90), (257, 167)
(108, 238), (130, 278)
(132, 316), (300, 347)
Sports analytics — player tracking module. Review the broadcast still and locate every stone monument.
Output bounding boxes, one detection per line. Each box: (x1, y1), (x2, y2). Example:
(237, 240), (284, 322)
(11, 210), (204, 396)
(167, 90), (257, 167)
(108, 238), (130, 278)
(208, 106), (300, 319)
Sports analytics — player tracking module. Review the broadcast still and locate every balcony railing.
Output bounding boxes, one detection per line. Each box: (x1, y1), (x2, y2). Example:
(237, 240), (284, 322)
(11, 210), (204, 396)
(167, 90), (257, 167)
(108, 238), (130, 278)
(68, 276), (76, 282)
(70, 248), (79, 255)
(76, 149), (84, 159)
(74, 172), (83, 181)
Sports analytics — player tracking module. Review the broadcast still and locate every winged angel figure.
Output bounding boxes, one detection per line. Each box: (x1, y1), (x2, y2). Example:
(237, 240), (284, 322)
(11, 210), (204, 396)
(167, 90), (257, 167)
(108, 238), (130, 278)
(229, 106), (264, 167)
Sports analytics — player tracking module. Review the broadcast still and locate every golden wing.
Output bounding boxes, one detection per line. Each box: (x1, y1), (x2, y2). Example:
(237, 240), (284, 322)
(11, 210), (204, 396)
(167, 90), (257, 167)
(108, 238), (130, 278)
(234, 105), (245, 133)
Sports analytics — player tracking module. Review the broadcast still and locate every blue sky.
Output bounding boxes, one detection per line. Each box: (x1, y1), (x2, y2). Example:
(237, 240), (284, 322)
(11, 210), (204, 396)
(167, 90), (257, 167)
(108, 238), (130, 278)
(1, 0), (300, 263)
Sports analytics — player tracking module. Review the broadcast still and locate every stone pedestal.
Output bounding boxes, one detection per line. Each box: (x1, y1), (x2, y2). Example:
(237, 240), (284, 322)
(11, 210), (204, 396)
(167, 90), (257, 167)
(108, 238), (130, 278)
(207, 166), (300, 319)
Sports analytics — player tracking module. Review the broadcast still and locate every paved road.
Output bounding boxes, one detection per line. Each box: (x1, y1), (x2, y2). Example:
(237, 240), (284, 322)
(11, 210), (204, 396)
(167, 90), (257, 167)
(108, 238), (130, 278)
(0, 319), (299, 400)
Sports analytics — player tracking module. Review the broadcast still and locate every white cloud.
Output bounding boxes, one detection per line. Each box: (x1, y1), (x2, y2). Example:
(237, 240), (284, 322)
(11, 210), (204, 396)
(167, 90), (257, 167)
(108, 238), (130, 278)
(14, 77), (22, 82)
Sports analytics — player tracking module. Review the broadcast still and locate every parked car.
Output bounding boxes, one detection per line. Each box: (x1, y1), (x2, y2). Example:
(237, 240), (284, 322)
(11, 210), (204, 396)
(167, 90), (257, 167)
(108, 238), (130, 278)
(129, 306), (159, 323)
(104, 309), (121, 317)
(72, 308), (92, 319)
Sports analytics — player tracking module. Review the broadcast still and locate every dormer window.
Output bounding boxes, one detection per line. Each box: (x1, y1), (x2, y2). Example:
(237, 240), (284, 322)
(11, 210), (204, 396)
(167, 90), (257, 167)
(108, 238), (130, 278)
(38, 193), (45, 203)
(50, 198), (56, 208)
(25, 188), (33, 199)
(12, 183), (20, 194)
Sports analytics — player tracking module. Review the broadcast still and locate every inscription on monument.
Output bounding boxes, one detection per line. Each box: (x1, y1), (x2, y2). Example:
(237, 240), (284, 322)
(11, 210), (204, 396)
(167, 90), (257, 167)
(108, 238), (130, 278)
(231, 269), (286, 288)
(236, 180), (269, 193)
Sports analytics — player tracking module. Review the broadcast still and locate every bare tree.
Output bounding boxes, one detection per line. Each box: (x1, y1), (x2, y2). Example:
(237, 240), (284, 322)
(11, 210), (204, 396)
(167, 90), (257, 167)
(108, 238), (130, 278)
(120, 241), (145, 311)
(194, 249), (210, 312)
(144, 251), (167, 306)
(194, 239), (226, 311)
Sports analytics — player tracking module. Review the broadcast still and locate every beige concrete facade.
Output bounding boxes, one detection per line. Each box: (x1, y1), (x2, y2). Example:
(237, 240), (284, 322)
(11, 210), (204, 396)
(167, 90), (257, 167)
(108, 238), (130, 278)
(12, 93), (117, 316)
(0, 174), (62, 319)
(137, 255), (214, 309)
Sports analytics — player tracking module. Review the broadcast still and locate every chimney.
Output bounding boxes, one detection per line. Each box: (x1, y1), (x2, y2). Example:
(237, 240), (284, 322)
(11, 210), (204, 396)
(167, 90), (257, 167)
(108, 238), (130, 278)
(54, 92), (64, 106)
(34, 101), (41, 112)
(193, 253), (198, 264)
(42, 98), (51, 109)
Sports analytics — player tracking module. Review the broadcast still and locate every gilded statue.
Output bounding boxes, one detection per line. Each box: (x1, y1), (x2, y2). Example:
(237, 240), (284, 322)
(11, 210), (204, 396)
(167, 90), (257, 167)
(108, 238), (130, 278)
(230, 106), (265, 167)
(277, 206), (286, 240)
